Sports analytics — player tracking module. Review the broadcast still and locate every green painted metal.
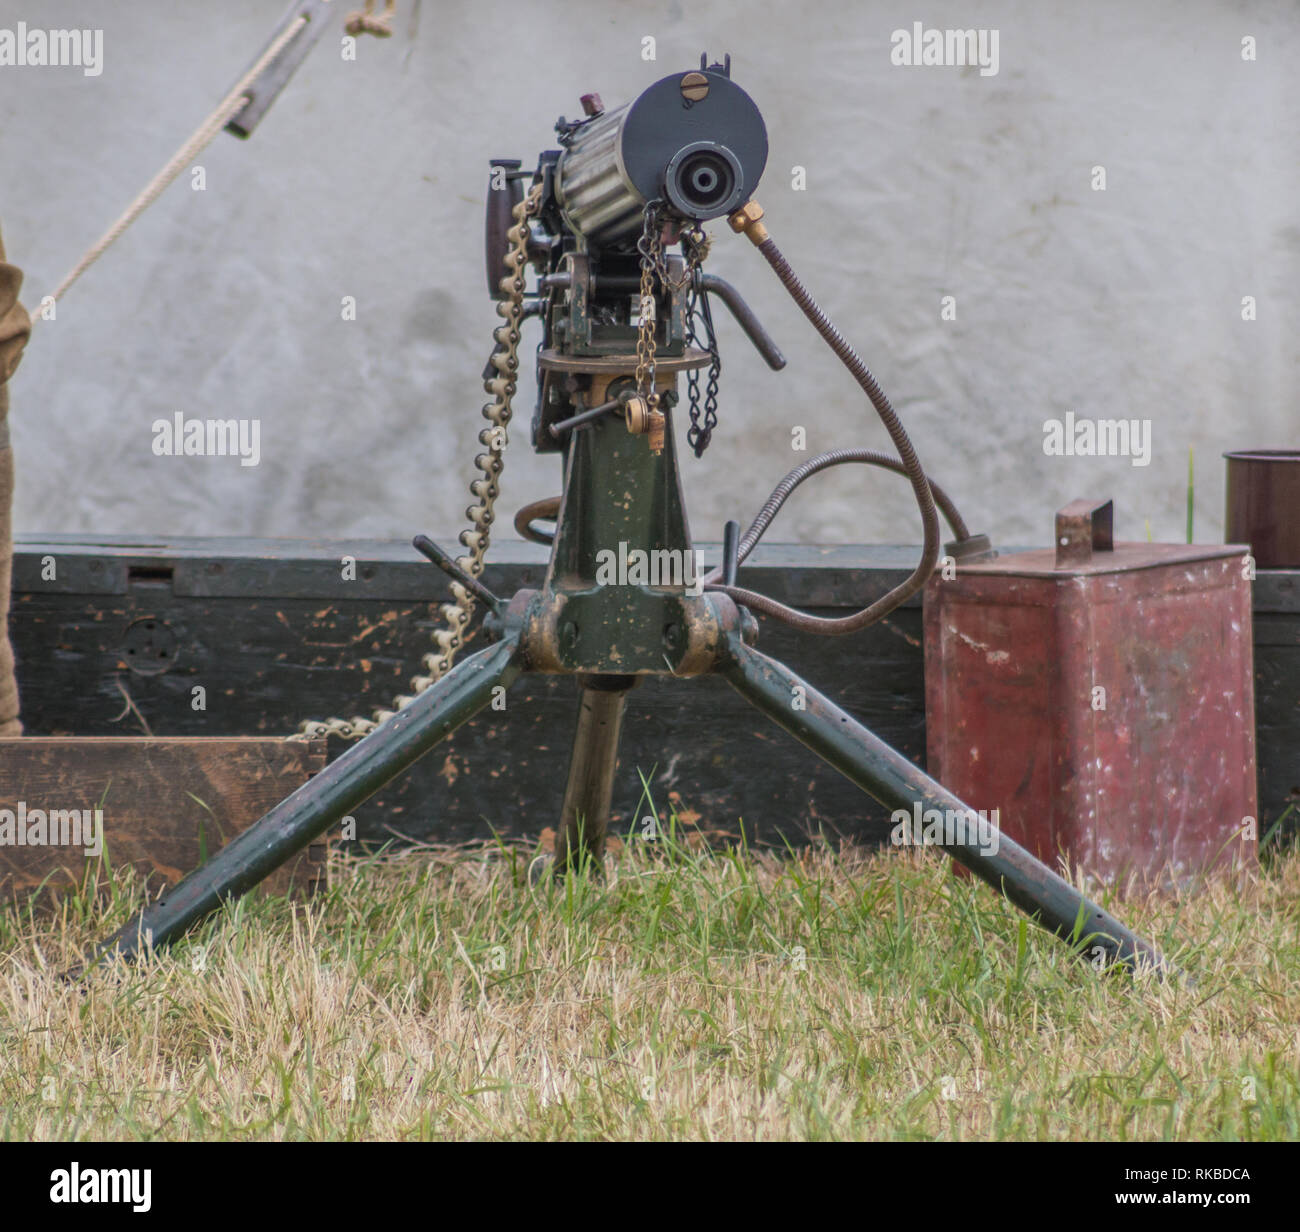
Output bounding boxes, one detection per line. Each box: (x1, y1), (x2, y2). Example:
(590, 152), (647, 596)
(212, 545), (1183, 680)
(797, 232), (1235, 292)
(721, 632), (1165, 973)
(90, 635), (525, 963)
(553, 675), (638, 871)
(542, 398), (707, 675)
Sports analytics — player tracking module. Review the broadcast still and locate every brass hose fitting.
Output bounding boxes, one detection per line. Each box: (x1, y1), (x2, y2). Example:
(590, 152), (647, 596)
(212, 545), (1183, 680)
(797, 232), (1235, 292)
(727, 201), (769, 246)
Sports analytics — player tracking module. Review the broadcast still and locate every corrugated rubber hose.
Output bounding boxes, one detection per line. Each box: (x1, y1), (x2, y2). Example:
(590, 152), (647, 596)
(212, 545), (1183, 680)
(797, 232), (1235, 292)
(705, 234), (945, 635)
(702, 449), (968, 589)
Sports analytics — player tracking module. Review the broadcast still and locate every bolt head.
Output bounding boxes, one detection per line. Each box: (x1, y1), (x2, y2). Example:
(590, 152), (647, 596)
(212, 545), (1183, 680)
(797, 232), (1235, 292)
(680, 72), (709, 103)
(559, 620), (579, 653)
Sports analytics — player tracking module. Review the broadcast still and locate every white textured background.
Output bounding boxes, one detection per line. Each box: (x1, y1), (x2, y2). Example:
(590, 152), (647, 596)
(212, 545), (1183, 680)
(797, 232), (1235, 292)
(0, 0), (1295, 550)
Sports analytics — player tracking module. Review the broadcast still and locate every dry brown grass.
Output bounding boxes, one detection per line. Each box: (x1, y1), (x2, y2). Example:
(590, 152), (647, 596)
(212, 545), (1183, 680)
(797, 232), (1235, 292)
(1, 831), (1297, 1140)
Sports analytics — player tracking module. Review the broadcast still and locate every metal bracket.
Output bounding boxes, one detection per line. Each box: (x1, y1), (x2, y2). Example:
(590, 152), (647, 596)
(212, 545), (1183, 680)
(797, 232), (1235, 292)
(1055, 498), (1114, 568)
(223, 0), (333, 139)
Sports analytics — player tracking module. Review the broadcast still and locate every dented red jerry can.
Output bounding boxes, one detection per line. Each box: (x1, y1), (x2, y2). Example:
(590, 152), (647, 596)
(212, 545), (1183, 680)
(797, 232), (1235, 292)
(924, 499), (1258, 890)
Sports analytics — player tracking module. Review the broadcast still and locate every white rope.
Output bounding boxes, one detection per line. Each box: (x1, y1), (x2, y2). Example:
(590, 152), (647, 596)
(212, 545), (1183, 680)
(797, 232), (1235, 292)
(29, 14), (310, 328)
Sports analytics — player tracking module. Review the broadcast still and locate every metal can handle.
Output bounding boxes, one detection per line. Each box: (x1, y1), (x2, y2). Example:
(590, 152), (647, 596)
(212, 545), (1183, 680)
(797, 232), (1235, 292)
(1055, 498), (1113, 568)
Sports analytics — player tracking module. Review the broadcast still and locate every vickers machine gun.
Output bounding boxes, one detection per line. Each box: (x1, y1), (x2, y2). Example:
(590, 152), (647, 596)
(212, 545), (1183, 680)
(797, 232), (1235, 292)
(91, 57), (1164, 975)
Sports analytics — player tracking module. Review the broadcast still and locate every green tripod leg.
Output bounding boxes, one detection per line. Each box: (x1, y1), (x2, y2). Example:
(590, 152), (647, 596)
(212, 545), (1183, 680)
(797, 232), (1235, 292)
(89, 634), (524, 966)
(722, 632), (1165, 974)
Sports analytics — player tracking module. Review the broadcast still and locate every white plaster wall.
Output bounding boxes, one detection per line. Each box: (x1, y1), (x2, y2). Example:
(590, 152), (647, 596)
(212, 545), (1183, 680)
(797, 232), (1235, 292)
(1, 0), (1295, 551)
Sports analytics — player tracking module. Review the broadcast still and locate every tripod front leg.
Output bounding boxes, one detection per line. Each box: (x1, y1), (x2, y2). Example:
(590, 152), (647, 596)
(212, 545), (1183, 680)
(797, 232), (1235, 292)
(90, 635), (525, 966)
(723, 636), (1164, 973)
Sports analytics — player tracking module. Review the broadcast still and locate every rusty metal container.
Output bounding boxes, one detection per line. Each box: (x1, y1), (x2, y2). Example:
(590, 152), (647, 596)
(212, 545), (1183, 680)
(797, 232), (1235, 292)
(924, 499), (1257, 890)
(1225, 449), (1300, 569)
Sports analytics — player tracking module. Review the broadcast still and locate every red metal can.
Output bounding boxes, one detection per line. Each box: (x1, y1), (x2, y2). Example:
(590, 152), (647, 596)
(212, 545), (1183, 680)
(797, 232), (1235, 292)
(924, 499), (1258, 890)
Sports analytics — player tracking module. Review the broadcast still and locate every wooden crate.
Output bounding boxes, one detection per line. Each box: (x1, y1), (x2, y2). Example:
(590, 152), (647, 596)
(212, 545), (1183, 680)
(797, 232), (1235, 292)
(0, 736), (327, 901)
(10, 536), (931, 850)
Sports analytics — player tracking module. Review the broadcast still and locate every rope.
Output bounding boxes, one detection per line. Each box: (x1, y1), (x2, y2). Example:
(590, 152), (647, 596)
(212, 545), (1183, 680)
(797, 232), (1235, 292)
(345, 0), (395, 37)
(28, 14), (311, 328)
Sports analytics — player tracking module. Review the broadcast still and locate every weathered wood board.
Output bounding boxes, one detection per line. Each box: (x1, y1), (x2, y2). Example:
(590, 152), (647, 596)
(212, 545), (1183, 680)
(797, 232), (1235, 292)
(0, 736), (326, 901)
(8, 536), (1296, 853)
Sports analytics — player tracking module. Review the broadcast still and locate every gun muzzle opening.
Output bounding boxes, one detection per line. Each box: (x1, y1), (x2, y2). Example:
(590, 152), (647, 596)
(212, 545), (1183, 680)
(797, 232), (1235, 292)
(665, 143), (744, 219)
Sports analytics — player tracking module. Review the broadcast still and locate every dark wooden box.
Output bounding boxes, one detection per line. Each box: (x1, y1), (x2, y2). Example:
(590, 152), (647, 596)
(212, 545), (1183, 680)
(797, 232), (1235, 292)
(9, 535), (1297, 852)
(0, 736), (326, 901)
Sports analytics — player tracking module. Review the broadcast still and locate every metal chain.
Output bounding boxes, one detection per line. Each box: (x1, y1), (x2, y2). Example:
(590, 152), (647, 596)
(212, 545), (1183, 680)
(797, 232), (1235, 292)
(295, 183), (543, 741)
(685, 279), (721, 457)
(635, 203), (711, 412)
(633, 208), (662, 410)
(679, 224), (711, 276)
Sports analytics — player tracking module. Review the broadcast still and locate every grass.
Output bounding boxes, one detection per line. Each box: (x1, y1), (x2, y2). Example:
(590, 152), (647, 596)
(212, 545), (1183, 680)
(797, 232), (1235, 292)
(1, 810), (1297, 1141)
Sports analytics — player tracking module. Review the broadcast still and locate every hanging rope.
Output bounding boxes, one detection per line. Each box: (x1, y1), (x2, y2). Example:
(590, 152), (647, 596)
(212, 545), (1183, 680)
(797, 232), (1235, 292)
(28, 14), (312, 328)
(345, 0), (395, 37)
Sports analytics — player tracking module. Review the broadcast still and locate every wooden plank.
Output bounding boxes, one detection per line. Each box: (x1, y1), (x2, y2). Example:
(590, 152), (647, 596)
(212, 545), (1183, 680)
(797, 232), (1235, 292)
(0, 737), (326, 901)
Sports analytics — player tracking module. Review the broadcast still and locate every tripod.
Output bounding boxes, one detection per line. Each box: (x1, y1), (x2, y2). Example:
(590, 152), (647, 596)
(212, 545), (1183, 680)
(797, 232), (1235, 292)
(89, 64), (1163, 976)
